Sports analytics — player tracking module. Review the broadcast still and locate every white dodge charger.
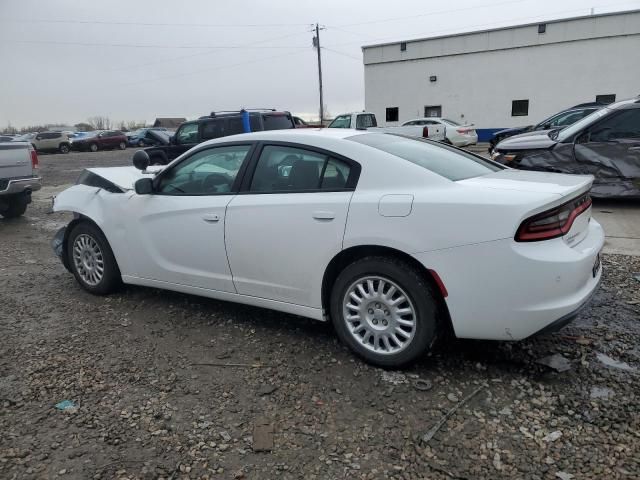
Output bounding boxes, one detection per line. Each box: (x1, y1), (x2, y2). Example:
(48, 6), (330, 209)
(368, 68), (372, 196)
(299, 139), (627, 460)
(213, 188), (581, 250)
(52, 129), (604, 367)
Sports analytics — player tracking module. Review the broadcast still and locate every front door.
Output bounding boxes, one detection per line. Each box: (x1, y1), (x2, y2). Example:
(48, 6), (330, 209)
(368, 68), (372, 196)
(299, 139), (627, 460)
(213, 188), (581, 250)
(574, 108), (640, 197)
(168, 123), (199, 160)
(125, 143), (254, 292)
(225, 143), (357, 307)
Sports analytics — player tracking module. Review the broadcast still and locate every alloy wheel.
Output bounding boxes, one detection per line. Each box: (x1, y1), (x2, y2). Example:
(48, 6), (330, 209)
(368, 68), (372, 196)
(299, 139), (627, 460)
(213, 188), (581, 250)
(72, 234), (104, 286)
(342, 276), (417, 355)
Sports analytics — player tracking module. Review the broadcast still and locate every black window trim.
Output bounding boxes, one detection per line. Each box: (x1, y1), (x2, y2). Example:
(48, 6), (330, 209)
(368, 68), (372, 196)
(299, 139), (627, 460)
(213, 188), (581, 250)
(151, 141), (257, 196)
(174, 121), (200, 146)
(571, 108), (640, 144)
(237, 141), (362, 195)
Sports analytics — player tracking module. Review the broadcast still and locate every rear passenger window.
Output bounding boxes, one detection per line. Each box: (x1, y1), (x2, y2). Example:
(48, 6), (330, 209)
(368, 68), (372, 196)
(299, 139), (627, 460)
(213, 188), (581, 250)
(249, 145), (352, 193)
(226, 117), (244, 136)
(262, 114), (294, 131)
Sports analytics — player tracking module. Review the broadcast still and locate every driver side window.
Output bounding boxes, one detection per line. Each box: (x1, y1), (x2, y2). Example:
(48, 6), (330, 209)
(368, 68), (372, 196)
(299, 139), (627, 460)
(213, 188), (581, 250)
(176, 123), (199, 145)
(157, 145), (252, 195)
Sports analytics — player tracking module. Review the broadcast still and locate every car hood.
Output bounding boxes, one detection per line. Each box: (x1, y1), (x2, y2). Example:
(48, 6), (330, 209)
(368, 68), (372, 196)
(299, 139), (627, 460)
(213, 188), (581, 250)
(458, 169), (592, 196)
(496, 130), (557, 150)
(87, 166), (160, 190)
(494, 126), (530, 136)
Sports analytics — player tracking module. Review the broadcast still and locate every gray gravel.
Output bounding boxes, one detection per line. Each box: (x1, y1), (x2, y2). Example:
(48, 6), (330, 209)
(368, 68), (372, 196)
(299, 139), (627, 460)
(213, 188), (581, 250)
(1, 150), (639, 479)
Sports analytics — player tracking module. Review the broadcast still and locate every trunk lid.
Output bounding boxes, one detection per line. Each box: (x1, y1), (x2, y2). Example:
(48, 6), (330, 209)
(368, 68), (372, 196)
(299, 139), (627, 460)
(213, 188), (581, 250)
(459, 169), (594, 247)
(0, 142), (33, 179)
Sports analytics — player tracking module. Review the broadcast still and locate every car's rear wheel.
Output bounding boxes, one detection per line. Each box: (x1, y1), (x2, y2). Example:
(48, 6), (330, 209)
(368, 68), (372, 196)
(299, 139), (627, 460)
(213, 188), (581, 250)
(118, 141), (126, 150)
(330, 256), (439, 368)
(67, 222), (121, 295)
(89, 143), (98, 152)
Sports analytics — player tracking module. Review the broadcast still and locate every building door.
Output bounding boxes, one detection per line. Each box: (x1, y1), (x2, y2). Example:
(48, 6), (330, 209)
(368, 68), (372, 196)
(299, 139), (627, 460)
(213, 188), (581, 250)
(424, 105), (442, 118)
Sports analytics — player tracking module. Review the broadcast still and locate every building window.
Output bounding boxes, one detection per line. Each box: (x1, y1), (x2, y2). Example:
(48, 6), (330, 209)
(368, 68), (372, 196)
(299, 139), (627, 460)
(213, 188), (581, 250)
(400, 42), (407, 52)
(386, 107), (399, 122)
(538, 23), (546, 34)
(424, 105), (442, 118)
(596, 94), (616, 104)
(511, 100), (529, 116)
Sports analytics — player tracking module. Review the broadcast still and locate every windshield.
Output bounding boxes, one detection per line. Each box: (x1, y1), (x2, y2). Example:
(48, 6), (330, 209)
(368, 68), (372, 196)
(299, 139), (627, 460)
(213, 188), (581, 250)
(442, 118), (461, 126)
(556, 107), (611, 142)
(348, 133), (502, 181)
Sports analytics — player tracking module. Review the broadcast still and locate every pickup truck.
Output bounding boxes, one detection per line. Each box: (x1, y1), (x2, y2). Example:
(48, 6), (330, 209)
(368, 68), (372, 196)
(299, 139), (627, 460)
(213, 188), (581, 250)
(327, 112), (446, 141)
(0, 142), (41, 218)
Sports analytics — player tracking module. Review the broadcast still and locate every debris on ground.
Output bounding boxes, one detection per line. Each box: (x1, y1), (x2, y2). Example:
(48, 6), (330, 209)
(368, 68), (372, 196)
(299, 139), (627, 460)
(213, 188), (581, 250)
(252, 419), (274, 452)
(412, 378), (433, 391)
(590, 386), (614, 399)
(54, 400), (77, 412)
(536, 353), (572, 372)
(380, 371), (407, 385)
(422, 385), (485, 444)
(542, 431), (563, 442)
(257, 384), (278, 396)
(596, 352), (637, 372)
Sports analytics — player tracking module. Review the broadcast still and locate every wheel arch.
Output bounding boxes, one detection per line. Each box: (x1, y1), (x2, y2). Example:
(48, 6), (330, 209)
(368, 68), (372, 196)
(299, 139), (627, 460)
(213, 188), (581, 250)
(61, 214), (122, 274)
(321, 244), (453, 333)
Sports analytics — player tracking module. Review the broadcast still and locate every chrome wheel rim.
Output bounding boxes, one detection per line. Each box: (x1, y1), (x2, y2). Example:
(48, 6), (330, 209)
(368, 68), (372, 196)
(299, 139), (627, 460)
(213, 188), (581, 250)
(343, 276), (417, 355)
(72, 234), (104, 286)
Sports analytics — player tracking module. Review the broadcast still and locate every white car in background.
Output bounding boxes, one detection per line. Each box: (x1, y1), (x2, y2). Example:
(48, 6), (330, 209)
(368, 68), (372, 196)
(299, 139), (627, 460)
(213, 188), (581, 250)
(52, 129), (603, 367)
(402, 118), (478, 147)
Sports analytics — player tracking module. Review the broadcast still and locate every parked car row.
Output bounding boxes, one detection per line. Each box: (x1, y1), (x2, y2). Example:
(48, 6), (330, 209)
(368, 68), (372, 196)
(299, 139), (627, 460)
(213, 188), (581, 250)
(492, 96), (640, 198)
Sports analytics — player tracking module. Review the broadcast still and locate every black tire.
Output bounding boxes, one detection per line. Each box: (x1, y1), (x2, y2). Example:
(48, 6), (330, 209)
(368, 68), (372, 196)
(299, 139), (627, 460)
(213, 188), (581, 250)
(118, 141), (127, 150)
(67, 222), (121, 295)
(137, 139), (145, 147)
(330, 256), (440, 368)
(89, 143), (98, 152)
(59, 143), (70, 154)
(0, 194), (28, 219)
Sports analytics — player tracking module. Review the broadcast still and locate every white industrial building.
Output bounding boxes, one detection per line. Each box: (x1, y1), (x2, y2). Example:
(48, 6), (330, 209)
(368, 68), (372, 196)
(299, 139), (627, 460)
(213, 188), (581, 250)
(362, 9), (640, 141)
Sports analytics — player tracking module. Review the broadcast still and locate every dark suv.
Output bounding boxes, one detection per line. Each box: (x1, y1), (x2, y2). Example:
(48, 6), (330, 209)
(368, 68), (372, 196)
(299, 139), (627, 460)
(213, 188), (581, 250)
(144, 109), (295, 165)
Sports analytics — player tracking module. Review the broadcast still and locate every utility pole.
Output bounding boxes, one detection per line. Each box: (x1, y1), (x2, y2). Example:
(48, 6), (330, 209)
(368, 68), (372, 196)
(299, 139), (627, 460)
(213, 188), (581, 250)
(313, 23), (324, 125)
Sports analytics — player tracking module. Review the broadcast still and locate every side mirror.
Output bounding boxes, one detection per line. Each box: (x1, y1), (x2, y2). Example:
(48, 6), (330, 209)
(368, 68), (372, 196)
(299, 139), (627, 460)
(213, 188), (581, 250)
(542, 123), (551, 130)
(134, 177), (154, 195)
(132, 150), (150, 171)
(36, 136), (42, 140)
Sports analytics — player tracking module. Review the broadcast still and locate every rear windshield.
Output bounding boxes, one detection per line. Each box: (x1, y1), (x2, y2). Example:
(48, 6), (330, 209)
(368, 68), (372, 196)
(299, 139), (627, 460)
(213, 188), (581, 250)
(262, 114), (294, 131)
(348, 133), (502, 181)
(442, 118), (460, 126)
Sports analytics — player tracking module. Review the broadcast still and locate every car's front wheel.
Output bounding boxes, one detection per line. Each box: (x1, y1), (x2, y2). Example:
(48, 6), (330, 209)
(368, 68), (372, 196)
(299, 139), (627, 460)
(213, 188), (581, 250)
(89, 143), (98, 152)
(59, 143), (70, 154)
(137, 139), (145, 147)
(118, 141), (126, 150)
(67, 222), (121, 294)
(330, 256), (440, 368)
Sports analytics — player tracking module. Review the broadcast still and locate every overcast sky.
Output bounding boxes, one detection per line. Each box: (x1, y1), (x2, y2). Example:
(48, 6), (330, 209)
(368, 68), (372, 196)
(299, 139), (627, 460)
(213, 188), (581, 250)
(1, 0), (638, 128)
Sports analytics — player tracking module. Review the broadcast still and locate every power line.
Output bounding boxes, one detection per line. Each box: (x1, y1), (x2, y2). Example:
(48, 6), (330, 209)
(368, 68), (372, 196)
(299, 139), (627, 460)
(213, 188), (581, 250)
(334, 0), (527, 28)
(0, 18), (312, 28)
(118, 50), (309, 87)
(321, 47), (361, 61)
(10, 39), (310, 50)
(107, 30), (310, 73)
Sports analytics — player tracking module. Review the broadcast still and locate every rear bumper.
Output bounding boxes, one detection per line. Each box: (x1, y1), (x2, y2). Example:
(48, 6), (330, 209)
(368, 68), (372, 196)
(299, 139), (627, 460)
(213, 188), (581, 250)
(0, 176), (42, 196)
(412, 219), (605, 340)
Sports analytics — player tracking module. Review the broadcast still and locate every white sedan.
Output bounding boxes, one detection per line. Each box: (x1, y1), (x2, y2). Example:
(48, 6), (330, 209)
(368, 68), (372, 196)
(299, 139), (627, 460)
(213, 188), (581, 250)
(52, 129), (603, 367)
(402, 118), (478, 147)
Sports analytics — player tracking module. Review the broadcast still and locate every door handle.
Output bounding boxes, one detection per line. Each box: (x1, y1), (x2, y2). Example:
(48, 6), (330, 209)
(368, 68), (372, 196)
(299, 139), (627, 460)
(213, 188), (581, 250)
(202, 213), (220, 223)
(312, 211), (335, 221)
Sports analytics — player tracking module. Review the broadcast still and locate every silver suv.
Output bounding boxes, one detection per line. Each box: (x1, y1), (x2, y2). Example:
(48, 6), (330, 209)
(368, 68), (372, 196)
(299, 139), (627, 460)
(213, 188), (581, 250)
(32, 131), (72, 154)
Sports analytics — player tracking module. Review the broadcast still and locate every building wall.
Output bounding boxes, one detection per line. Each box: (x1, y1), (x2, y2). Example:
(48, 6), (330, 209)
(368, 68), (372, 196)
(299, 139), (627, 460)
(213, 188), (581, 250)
(363, 11), (640, 141)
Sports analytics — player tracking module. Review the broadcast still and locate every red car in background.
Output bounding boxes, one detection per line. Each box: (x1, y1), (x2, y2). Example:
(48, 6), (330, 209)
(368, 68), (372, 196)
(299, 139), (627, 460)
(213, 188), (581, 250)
(70, 130), (128, 152)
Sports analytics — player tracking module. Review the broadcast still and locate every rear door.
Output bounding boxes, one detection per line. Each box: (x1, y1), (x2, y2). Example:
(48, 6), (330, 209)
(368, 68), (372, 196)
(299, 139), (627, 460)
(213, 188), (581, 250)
(225, 142), (359, 307)
(574, 108), (640, 195)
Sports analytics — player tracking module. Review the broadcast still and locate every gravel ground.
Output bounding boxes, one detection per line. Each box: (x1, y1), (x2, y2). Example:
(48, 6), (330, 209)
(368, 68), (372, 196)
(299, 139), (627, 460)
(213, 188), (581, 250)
(1, 150), (639, 479)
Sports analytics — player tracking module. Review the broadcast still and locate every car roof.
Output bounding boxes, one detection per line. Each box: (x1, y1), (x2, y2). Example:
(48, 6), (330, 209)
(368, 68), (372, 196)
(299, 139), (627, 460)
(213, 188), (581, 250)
(609, 96), (640, 110)
(200, 128), (364, 145)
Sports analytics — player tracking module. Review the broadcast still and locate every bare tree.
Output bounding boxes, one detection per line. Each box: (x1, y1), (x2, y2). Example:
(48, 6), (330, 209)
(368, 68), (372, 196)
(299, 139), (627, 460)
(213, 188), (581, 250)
(88, 116), (112, 130)
(74, 123), (94, 132)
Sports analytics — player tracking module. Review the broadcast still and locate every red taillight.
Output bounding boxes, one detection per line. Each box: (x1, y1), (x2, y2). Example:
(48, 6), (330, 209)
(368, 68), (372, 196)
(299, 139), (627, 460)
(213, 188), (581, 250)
(422, 126), (429, 137)
(30, 149), (39, 169)
(515, 194), (592, 242)
(457, 128), (472, 134)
